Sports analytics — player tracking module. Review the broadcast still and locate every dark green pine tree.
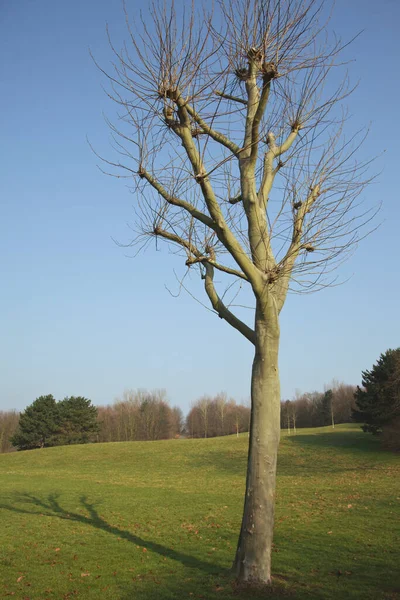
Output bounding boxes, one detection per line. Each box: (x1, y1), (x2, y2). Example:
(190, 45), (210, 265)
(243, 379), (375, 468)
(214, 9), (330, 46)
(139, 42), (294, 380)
(353, 348), (400, 435)
(57, 396), (99, 445)
(321, 389), (333, 427)
(11, 395), (59, 450)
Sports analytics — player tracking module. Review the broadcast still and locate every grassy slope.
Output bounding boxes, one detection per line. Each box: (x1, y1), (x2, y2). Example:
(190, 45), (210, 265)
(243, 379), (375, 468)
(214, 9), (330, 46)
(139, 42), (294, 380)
(0, 424), (398, 600)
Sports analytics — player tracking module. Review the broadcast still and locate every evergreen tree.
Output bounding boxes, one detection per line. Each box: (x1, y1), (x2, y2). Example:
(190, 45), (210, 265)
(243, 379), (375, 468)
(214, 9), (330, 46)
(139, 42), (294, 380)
(353, 349), (400, 435)
(321, 389), (333, 427)
(11, 395), (59, 450)
(57, 396), (99, 445)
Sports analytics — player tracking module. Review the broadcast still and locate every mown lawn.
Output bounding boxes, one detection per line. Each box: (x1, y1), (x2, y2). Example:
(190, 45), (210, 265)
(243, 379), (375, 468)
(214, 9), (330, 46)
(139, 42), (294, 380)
(0, 424), (398, 599)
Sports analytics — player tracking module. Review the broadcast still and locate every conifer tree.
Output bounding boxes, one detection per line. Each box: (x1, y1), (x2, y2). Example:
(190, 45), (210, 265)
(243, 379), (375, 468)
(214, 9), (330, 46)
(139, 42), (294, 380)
(11, 395), (59, 450)
(353, 349), (400, 435)
(57, 396), (99, 445)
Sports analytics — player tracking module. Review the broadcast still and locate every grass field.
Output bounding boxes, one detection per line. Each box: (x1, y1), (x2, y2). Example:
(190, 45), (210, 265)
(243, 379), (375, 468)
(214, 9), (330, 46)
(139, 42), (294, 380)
(0, 424), (399, 600)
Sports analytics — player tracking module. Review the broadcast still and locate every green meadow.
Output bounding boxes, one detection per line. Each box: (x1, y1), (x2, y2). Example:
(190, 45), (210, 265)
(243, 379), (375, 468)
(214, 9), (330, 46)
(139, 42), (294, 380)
(0, 424), (398, 599)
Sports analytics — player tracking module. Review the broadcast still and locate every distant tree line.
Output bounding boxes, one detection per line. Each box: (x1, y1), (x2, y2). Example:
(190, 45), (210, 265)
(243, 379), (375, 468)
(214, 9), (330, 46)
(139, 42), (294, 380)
(97, 389), (183, 442)
(0, 390), (250, 452)
(281, 382), (357, 433)
(185, 393), (250, 438)
(2, 347), (398, 453)
(0, 385), (358, 452)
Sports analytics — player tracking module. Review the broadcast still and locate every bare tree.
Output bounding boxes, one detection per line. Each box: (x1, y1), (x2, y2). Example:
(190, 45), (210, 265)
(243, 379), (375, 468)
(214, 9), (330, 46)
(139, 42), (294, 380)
(97, 389), (179, 442)
(186, 395), (250, 437)
(171, 406), (184, 437)
(95, 0), (374, 584)
(282, 399), (291, 434)
(197, 395), (211, 438)
(0, 410), (19, 453)
(290, 390), (302, 433)
(290, 401), (297, 434)
(186, 401), (199, 438)
(215, 391), (228, 435)
(331, 380), (356, 424)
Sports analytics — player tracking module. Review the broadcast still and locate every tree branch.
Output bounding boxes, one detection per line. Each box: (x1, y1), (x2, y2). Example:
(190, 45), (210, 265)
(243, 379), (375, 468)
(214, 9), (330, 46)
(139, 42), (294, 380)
(273, 127), (301, 157)
(186, 256), (248, 281)
(275, 184), (321, 311)
(152, 227), (249, 282)
(234, 55), (279, 274)
(139, 168), (216, 230)
(229, 194), (242, 205)
(243, 54), (261, 157)
(184, 103), (242, 156)
(288, 184), (321, 258)
(167, 93), (264, 292)
(258, 127), (300, 208)
(215, 90), (248, 105)
(249, 64), (278, 162)
(204, 263), (255, 345)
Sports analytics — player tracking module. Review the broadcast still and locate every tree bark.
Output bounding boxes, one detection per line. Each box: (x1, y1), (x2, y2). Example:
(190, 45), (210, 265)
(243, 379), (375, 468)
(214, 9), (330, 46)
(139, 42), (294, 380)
(233, 301), (281, 584)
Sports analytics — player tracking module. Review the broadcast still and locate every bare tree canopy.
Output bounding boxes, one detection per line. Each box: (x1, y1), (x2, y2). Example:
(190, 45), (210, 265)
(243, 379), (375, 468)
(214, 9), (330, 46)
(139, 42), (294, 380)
(95, 0), (375, 586)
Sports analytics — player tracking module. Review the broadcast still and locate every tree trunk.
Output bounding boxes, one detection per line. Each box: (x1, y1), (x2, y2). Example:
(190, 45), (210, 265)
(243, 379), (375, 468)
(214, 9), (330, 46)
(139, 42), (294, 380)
(233, 303), (281, 584)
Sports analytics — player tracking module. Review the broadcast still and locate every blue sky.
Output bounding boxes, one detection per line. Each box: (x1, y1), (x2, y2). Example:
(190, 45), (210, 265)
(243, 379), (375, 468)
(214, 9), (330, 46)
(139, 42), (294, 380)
(1, 0), (399, 413)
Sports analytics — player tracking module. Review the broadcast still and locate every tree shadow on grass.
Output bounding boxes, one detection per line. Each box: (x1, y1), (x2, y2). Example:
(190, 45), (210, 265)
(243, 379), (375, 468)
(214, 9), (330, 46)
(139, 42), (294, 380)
(0, 494), (297, 599)
(273, 430), (393, 478)
(115, 574), (295, 600)
(2, 493), (395, 600)
(188, 430), (387, 479)
(0, 492), (221, 575)
(285, 430), (383, 454)
(187, 449), (247, 477)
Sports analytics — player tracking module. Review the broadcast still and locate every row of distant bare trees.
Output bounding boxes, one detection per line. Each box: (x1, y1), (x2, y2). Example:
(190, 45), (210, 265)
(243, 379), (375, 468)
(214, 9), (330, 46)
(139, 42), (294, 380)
(281, 382), (356, 433)
(186, 393), (250, 438)
(0, 390), (250, 450)
(0, 383), (355, 452)
(97, 389), (183, 442)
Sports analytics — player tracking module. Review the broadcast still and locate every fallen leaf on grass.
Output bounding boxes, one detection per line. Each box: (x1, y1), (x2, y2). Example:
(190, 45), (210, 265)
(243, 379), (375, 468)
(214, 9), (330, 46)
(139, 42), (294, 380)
(17, 576), (24, 583)
(80, 573), (90, 577)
